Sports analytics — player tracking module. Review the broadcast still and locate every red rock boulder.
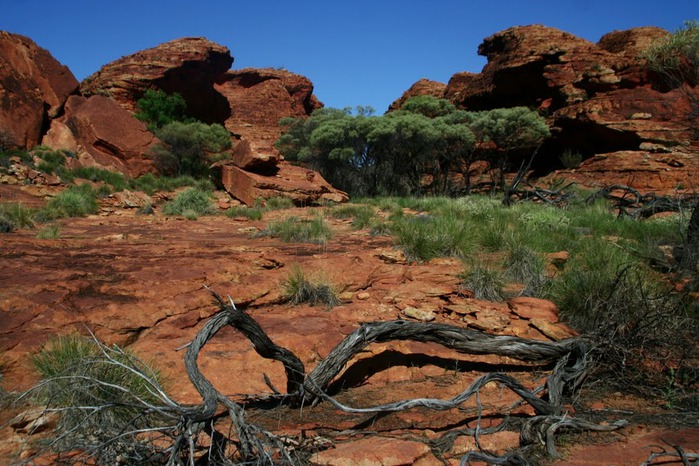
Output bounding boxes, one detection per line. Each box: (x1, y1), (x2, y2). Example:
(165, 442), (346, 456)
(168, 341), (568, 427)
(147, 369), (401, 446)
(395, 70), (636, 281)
(46, 95), (159, 177)
(214, 68), (323, 164)
(0, 31), (79, 148)
(80, 37), (233, 124)
(221, 162), (348, 206)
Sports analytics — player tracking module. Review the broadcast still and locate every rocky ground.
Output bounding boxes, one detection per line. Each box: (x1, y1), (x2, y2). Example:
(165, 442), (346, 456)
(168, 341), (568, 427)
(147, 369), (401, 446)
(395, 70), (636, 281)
(1, 186), (697, 465)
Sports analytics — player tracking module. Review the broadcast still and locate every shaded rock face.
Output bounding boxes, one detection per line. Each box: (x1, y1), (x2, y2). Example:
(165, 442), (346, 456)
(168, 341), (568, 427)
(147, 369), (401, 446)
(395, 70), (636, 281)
(387, 78), (447, 112)
(215, 68), (323, 160)
(0, 31), (78, 148)
(80, 37), (233, 124)
(46, 95), (159, 177)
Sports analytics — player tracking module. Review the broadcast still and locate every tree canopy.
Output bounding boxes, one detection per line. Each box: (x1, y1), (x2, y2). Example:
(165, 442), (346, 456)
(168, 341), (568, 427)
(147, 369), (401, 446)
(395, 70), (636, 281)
(276, 96), (549, 197)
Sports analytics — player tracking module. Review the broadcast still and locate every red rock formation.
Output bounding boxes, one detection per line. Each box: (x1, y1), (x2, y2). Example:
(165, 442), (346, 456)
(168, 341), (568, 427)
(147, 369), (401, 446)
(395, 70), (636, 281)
(46, 95), (159, 177)
(434, 24), (699, 193)
(387, 78), (447, 112)
(214, 68), (323, 164)
(80, 37), (233, 124)
(0, 31), (78, 148)
(221, 162), (348, 206)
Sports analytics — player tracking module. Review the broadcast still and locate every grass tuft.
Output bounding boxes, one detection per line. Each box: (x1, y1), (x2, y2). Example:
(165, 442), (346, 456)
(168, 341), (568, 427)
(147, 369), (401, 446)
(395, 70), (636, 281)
(161, 187), (215, 218)
(283, 266), (340, 308)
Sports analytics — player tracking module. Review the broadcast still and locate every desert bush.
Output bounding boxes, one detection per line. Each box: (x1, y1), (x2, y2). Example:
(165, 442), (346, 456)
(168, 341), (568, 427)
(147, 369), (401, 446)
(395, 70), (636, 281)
(226, 205), (264, 220)
(504, 241), (547, 297)
(390, 213), (474, 261)
(62, 166), (128, 191)
(329, 204), (377, 229)
(643, 20), (699, 87)
(31, 333), (169, 464)
(34, 147), (67, 174)
(0, 202), (35, 231)
(161, 187), (215, 218)
(262, 216), (333, 243)
(261, 196), (295, 210)
(559, 149), (583, 169)
(41, 184), (99, 219)
(128, 173), (212, 195)
(151, 121), (231, 178)
(460, 263), (505, 301)
(36, 224), (60, 239)
(134, 89), (188, 131)
(283, 266), (340, 308)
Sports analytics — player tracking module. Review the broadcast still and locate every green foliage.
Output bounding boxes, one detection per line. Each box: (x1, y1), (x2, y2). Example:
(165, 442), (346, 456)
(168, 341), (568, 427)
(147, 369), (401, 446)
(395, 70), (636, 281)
(276, 97), (551, 197)
(61, 166), (129, 191)
(34, 147), (67, 174)
(161, 187), (215, 218)
(390, 213), (474, 262)
(226, 205), (263, 220)
(0, 202), (35, 231)
(128, 173), (211, 195)
(41, 184), (99, 219)
(559, 149), (583, 169)
(135, 89), (188, 131)
(328, 203), (377, 229)
(283, 265), (340, 308)
(643, 20), (699, 86)
(504, 242), (547, 296)
(262, 215), (333, 243)
(36, 224), (60, 239)
(152, 121), (232, 178)
(261, 196), (296, 210)
(460, 263), (505, 301)
(31, 333), (169, 463)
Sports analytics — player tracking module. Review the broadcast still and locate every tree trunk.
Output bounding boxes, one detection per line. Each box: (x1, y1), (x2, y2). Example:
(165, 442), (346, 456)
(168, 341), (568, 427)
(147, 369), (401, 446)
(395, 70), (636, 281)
(678, 201), (699, 271)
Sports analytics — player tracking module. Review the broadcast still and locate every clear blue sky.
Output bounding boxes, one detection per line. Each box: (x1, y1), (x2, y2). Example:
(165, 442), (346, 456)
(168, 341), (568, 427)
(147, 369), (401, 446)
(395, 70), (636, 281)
(1, 1), (696, 112)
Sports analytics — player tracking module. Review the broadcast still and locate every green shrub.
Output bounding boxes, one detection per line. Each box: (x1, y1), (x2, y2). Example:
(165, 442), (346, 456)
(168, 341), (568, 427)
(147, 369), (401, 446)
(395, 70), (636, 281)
(226, 205), (263, 220)
(329, 204), (377, 229)
(283, 266), (340, 308)
(643, 20), (699, 87)
(390, 214), (474, 261)
(151, 121), (231, 178)
(161, 187), (215, 218)
(262, 216), (333, 243)
(559, 149), (583, 169)
(504, 242), (547, 297)
(460, 263), (505, 301)
(42, 184), (99, 219)
(134, 89), (188, 131)
(31, 333), (169, 463)
(34, 147), (67, 175)
(261, 196), (296, 210)
(62, 166), (128, 191)
(36, 224), (60, 239)
(128, 173), (209, 195)
(0, 202), (35, 230)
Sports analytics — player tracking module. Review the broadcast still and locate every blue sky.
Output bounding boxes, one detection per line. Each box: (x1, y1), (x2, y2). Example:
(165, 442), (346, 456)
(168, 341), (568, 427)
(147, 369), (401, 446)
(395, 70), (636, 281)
(1, 1), (696, 112)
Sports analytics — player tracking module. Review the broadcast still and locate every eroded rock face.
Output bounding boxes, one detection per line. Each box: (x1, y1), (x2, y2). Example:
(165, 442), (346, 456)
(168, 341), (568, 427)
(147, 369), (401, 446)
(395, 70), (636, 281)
(50, 95), (159, 176)
(387, 78), (447, 112)
(80, 37), (233, 124)
(221, 162), (348, 206)
(215, 68), (323, 160)
(434, 24), (699, 193)
(0, 31), (78, 148)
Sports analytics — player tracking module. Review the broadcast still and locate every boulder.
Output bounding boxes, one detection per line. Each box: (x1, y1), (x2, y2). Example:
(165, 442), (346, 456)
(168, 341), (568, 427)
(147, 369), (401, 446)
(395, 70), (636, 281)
(80, 37), (233, 124)
(214, 68), (323, 159)
(230, 138), (279, 173)
(387, 78), (447, 112)
(220, 162), (348, 206)
(53, 95), (159, 177)
(0, 31), (79, 148)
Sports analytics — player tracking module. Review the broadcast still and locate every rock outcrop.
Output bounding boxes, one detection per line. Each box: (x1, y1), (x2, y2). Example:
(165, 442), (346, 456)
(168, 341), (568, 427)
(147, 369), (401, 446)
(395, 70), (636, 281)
(80, 37), (233, 124)
(44, 95), (159, 177)
(215, 68), (323, 164)
(393, 24), (699, 194)
(221, 162), (348, 206)
(0, 31), (79, 148)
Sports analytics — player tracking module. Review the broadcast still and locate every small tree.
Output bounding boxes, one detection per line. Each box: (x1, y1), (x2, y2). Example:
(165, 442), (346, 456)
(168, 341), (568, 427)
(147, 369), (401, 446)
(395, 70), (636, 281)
(152, 121), (231, 178)
(643, 20), (699, 89)
(135, 89), (189, 131)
